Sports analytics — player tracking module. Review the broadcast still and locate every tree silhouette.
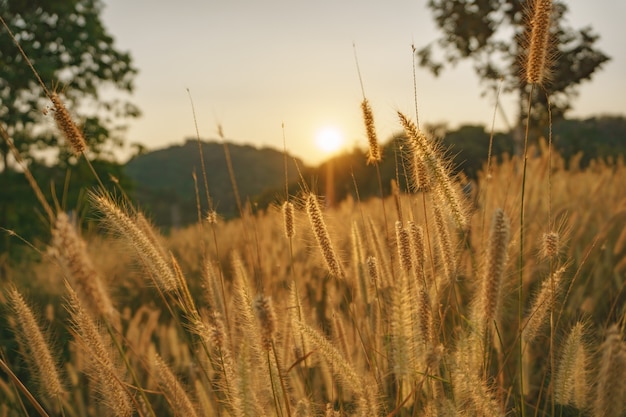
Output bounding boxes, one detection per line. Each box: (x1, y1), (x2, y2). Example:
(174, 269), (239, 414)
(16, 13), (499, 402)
(0, 0), (139, 257)
(0, 0), (139, 168)
(418, 0), (610, 136)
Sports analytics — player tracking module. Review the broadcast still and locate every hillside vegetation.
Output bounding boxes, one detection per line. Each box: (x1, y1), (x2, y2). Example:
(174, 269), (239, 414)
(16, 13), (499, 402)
(125, 139), (305, 227)
(126, 116), (626, 230)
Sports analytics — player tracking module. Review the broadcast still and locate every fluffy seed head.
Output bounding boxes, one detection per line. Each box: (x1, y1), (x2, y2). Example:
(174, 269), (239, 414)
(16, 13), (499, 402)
(153, 354), (200, 417)
(542, 231), (560, 259)
(51, 213), (116, 321)
(412, 150), (433, 192)
(433, 204), (457, 284)
(197, 314), (244, 414)
(399, 112), (468, 229)
(408, 221), (425, 276)
(50, 92), (87, 155)
(282, 201), (295, 238)
(395, 221), (413, 272)
(389, 272), (416, 377)
(417, 286), (433, 347)
(66, 285), (133, 417)
(206, 210), (218, 225)
(594, 325), (626, 417)
(205, 313), (226, 350)
(526, 0), (553, 85)
(361, 99), (381, 164)
(555, 322), (588, 409)
(366, 256), (379, 286)
(92, 194), (177, 292)
(253, 295), (277, 350)
(523, 265), (566, 344)
(9, 288), (65, 399)
(298, 321), (376, 415)
(306, 193), (344, 278)
(479, 208), (510, 331)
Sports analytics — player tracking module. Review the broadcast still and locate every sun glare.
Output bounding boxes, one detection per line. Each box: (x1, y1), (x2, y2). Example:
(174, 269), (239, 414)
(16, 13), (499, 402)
(315, 126), (344, 154)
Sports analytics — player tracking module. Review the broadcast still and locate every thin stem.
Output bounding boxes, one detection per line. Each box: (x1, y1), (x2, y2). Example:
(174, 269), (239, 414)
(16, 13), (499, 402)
(0, 16), (50, 97)
(0, 357), (51, 417)
(187, 89), (213, 212)
(84, 157), (108, 196)
(549, 258), (556, 417)
(272, 342), (292, 417)
(375, 163), (393, 283)
(411, 42), (420, 129)
(545, 87), (555, 417)
(519, 84), (535, 416)
(268, 350), (284, 417)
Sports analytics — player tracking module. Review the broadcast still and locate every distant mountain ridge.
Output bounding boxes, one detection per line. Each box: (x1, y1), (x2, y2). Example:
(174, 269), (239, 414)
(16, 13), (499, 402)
(125, 139), (306, 228)
(125, 116), (626, 230)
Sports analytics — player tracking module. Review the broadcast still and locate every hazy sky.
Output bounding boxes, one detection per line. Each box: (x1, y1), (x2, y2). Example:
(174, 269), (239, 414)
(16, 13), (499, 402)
(101, 0), (626, 165)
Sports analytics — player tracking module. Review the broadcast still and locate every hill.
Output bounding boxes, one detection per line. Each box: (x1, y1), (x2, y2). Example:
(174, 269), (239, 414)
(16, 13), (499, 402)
(126, 116), (626, 230)
(125, 139), (306, 228)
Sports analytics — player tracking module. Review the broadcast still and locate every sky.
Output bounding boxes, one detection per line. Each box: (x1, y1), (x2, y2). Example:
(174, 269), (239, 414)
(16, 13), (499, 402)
(100, 0), (626, 165)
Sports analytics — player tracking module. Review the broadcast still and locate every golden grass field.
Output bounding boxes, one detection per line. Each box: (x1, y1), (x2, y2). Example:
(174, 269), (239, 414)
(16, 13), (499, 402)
(2, 129), (626, 417)
(2, 1), (626, 416)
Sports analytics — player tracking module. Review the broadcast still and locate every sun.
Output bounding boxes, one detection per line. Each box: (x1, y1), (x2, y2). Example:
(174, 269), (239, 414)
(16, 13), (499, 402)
(315, 126), (344, 154)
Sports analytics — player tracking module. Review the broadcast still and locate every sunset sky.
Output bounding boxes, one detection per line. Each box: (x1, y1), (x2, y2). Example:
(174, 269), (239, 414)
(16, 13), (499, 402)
(101, 0), (626, 165)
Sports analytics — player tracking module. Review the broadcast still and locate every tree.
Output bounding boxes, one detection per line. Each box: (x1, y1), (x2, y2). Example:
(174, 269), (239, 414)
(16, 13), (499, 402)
(0, 0), (139, 257)
(0, 0), (139, 166)
(418, 0), (610, 136)
(441, 124), (514, 178)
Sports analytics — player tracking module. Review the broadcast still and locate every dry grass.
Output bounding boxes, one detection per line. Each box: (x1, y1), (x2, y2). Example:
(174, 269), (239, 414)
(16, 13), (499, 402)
(2, 139), (625, 416)
(2, 4), (626, 415)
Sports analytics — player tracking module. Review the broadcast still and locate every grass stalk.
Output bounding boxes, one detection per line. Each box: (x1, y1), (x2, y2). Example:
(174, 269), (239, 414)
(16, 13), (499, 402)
(518, 84), (535, 416)
(0, 356), (51, 417)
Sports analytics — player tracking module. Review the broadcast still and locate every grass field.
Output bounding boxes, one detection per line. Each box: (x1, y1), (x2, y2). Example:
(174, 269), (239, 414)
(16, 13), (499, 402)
(1, 1), (626, 415)
(2, 125), (626, 416)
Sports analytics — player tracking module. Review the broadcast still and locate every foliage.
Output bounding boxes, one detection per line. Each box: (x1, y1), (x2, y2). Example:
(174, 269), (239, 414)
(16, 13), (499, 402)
(418, 0), (610, 127)
(0, 0), (139, 257)
(0, 0), (139, 164)
(0, 159), (132, 263)
(125, 139), (305, 228)
(552, 116), (626, 167)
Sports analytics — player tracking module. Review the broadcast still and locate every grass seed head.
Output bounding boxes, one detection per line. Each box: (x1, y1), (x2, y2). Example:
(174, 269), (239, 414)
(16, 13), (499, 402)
(399, 111), (469, 229)
(65, 285), (133, 417)
(306, 193), (344, 278)
(523, 265), (566, 344)
(361, 98), (381, 164)
(282, 201), (295, 238)
(408, 221), (425, 276)
(526, 0), (553, 85)
(479, 208), (510, 331)
(92, 194), (177, 292)
(206, 210), (218, 225)
(395, 221), (413, 272)
(253, 294), (277, 351)
(51, 213), (116, 321)
(50, 92), (87, 155)
(153, 354), (200, 417)
(8, 288), (65, 400)
(542, 231), (560, 259)
(366, 255), (380, 286)
(555, 322), (588, 409)
(594, 325), (626, 417)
